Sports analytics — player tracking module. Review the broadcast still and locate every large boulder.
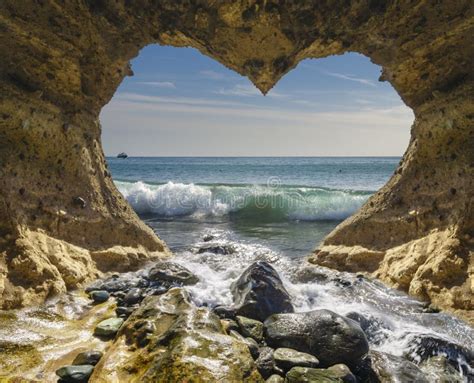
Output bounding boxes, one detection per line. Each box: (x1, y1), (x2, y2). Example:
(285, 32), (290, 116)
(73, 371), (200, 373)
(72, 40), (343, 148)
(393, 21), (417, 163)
(354, 350), (429, 383)
(264, 310), (369, 368)
(89, 288), (263, 382)
(231, 262), (294, 322)
(147, 261), (199, 286)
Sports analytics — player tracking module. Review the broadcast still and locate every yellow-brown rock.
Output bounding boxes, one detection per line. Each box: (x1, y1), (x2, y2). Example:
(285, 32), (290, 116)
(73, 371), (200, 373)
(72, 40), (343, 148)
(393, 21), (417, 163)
(0, 1), (472, 321)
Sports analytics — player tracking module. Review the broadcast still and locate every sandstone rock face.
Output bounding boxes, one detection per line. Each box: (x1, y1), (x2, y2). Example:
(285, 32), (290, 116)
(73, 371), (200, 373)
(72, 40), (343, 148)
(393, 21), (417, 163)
(0, 1), (472, 318)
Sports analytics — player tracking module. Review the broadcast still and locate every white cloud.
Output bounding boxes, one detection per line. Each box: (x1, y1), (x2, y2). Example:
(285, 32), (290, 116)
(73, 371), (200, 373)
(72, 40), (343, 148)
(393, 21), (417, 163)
(137, 81), (176, 88)
(323, 71), (376, 87)
(199, 70), (226, 80)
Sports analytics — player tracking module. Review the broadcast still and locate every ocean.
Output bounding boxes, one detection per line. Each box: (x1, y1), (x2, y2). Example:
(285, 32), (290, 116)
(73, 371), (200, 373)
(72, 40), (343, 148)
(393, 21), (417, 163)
(109, 156), (399, 257)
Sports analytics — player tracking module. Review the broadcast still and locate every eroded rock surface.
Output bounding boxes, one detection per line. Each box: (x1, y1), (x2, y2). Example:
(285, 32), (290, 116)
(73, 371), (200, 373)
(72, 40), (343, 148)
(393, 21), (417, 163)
(89, 288), (263, 382)
(0, 1), (472, 318)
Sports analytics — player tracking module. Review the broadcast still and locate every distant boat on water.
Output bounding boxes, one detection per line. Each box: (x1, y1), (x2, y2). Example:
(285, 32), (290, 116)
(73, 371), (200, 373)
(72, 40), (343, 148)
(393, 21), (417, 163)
(117, 152), (128, 159)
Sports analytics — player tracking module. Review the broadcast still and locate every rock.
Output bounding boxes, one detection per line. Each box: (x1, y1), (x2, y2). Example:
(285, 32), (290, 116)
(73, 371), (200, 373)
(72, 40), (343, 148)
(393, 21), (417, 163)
(55, 365), (94, 382)
(420, 355), (464, 383)
(147, 261), (199, 286)
(256, 346), (276, 379)
(345, 312), (391, 345)
(122, 288), (143, 306)
(72, 350), (103, 366)
(285, 367), (345, 382)
(93, 317), (124, 338)
(231, 261), (294, 322)
(90, 289), (263, 382)
(354, 350), (429, 383)
(236, 316), (264, 342)
(89, 290), (109, 303)
(197, 244), (235, 255)
(274, 348), (319, 372)
(264, 309), (369, 368)
(72, 196), (87, 209)
(212, 305), (236, 319)
(327, 364), (357, 383)
(229, 330), (260, 359)
(221, 319), (239, 333)
(202, 234), (215, 242)
(115, 306), (136, 318)
(264, 310), (369, 367)
(266, 374), (285, 383)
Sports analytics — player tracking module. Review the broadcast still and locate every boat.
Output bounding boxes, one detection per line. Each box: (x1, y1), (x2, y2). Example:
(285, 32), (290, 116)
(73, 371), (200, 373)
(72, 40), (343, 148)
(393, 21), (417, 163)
(117, 152), (128, 159)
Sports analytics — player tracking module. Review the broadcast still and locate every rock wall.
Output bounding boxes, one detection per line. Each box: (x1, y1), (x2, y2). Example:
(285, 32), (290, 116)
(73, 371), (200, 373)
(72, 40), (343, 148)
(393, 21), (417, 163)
(0, 1), (472, 318)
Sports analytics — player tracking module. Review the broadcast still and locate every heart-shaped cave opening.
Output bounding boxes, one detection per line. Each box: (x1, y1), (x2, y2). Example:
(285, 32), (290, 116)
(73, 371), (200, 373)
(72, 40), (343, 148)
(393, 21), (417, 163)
(100, 45), (413, 257)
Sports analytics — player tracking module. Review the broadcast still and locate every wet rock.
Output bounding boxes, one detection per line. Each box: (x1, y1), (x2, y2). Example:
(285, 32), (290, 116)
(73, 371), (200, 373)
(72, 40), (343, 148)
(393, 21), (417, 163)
(221, 319), (239, 333)
(264, 309), (369, 368)
(72, 350), (103, 366)
(197, 243), (235, 255)
(236, 315), (264, 342)
(212, 305), (236, 319)
(345, 312), (371, 332)
(231, 261), (294, 321)
(406, 334), (474, 369)
(144, 285), (168, 296)
(256, 346), (276, 379)
(354, 350), (429, 383)
(147, 261), (199, 285)
(229, 330), (260, 359)
(115, 306), (136, 318)
(345, 312), (391, 345)
(291, 266), (329, 284)
(202, 234), (215, 242)
(420, 355), (464, 383)
(285, 367), (345, 382)
(327, 364), (357, 383)
(266, 374), (284, 383)
(94, 317), (124, 338)
(274, 348), (319, 372)
(92, 289), (262, 382)
(122, 288), (143, 306)
(89, 290), (109, 303)
(56, 365), (94, 382)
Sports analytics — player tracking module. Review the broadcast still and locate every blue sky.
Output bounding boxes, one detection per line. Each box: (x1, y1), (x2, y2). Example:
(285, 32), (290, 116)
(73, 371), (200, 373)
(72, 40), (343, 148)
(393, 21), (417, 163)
(101, 45), (413, 156)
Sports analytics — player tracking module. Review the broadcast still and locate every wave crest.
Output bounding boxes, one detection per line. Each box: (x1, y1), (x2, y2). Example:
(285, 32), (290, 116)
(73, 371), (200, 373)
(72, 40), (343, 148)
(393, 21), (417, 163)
(116, 181), (370, 221)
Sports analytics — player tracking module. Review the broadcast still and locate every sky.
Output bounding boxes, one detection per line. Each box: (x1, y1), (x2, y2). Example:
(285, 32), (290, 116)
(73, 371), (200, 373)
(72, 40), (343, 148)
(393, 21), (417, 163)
(100, 45), (413, 157)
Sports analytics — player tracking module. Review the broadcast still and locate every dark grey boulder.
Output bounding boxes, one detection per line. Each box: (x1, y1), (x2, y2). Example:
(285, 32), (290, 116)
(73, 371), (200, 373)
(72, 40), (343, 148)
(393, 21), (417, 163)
(273, 348), (319, 372)
(231, 261), (294, 322)
(116, 306), (136, 318)
(354, 350), (429, 383)
(264, 309), (369, 368)
(148, 261), (199, 285)
(89, 290), (109, 303)
(72, 350), (103, 366)
(122, 288), (143, 306)
(197, 244), (235, 255)
(285, 367), (345, 382)
(56, 365), (94, 382)
(212, 305), (236, 319)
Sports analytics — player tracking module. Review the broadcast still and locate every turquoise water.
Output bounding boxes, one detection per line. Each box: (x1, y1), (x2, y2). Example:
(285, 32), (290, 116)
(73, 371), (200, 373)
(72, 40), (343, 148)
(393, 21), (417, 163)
(108, 157), (399, 257)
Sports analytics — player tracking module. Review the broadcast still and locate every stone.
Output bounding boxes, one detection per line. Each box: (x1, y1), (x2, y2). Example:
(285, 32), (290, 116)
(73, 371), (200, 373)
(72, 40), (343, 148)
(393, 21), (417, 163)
(55, 365), (94, 382)
(122, 288), (143, 306)
(285, 367), (344, 382)
(229, 330), (260, 359)
(90, 289), (263, 382)
(72, 350), (103, 366)
(202, 234), (215, 242)
(221, 319), (239, 333)
(147, 261), (199, 286)
(354, 350), (429, 383)
(236, 316), (264, 342)
(274, 348), (319, 372)
(231, 261), (294, 322)
(212, 305), (236, 319)
(264, 310), (369, 368)
(93, 317), (124, 338)
(115, 306), (136, 318)
(197, 244), (235, 255)
(89, 290), (109, 304)
(420, 355), (464, 383)
(256, 346), (276, 379)
(266, 375), (284, 383)
(327, 364), (357, 383)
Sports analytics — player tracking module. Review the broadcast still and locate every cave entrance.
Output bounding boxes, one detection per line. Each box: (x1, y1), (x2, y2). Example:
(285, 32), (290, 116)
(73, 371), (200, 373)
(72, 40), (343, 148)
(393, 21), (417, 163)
(100, 44), (413, 257)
